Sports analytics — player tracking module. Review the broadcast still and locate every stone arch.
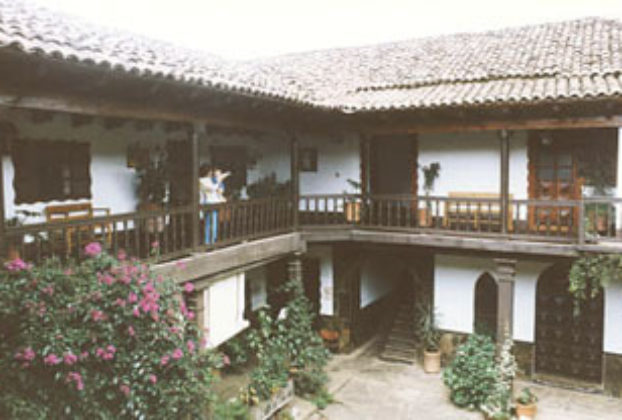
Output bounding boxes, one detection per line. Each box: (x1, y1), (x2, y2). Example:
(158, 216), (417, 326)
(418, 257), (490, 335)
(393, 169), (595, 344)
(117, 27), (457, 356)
(474, 272), (498, 338)
(535, 262), (604, 383)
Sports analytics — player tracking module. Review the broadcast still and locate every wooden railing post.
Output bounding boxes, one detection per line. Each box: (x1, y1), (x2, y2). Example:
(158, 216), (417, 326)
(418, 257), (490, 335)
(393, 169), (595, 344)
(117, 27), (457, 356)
(190, 122), (202, 249)
(499, 129), (511, 235)
(290, 134), (300, 229)
(578, 197), (586, 244)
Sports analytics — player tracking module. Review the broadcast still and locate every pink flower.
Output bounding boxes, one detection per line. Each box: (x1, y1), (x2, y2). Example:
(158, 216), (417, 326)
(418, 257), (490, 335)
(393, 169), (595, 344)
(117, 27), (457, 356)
(171, 348), (183, 360)
(80, 351), (89, 360)
(95, 348), (105, 358)
(132, 307), (140, 317)
(106, 345), (116, 354)
(44, 353), (61, 366)
(120, 384), (130, 397)
(128, 326), (135, 337)
(64, 352), (78, 365)
(15, 347), (36, 364)
(183, 282), (195, 293)
(128, 292), (138, 303)
(42, 285), (54, 296)
(115, 298), (127, 307)
(148, 374), (157, 384)
(151, 241), (159, 250)
(187, 340), (195, 353)
(5, 258), (29, 272)
(186, 311), (195, 321)
(117, 249), (127, 261)
(223, 354), (231, 366)
(160, 355), (170, 366)
(175, 260), (187, 270)
(91, 309), (105, 322)
(64, 268), (74, 275)
(66, 371), (84, 391)
(84, 242), (102, 257)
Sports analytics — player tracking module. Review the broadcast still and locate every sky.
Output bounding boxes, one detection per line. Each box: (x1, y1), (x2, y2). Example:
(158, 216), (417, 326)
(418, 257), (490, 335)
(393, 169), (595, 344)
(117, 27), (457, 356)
(35, 0), (622, 60)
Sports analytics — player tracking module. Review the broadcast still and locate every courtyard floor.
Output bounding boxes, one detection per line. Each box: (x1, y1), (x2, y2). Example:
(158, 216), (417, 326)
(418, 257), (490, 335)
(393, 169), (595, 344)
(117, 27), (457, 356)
(296, 339), (622, 420)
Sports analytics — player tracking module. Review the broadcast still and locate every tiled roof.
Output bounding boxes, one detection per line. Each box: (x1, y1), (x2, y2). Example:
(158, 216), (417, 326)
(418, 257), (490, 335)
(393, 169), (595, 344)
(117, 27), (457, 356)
(1, 0), (622, 112)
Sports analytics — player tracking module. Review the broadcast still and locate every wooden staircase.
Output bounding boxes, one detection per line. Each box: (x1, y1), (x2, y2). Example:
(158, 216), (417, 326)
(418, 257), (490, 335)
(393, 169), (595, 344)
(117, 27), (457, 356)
(379, 294), (417, 364)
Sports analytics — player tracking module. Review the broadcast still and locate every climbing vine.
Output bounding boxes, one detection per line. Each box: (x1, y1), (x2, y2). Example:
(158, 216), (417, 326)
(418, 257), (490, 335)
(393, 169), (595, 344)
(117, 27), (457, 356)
(569, 253), (622, 315)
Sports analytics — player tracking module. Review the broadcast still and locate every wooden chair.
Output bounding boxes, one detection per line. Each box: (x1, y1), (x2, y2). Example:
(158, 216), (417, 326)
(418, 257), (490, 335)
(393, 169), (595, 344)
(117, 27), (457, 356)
(45, 203), (112, 254)
(443, 192), (514, 232)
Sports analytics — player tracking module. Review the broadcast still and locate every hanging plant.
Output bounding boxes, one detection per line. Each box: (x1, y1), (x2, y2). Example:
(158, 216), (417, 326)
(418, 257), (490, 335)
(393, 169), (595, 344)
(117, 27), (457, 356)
(569, 253), (622, 315)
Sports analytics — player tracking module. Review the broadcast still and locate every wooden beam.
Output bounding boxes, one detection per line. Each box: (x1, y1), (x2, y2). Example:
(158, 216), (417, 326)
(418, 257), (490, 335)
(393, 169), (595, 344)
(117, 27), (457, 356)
(290, 134), (300, 227)
(494, 258), (516, 350)
(499, 130), (510, 234)
(0, 92), (287, 134)
(363, 114), (622, 135)
(190, 123), (202, 248)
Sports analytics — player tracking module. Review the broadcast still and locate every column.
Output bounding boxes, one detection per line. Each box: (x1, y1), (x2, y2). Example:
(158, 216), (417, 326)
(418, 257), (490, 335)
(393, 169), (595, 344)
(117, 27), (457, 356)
(494, 258), (516, 347)
(616, 127), (622, 237)
(190, 122), (202, 248)
(499, 130), (511, 234)
(287, 252), (303, 287)
(290, 134), (300, 228)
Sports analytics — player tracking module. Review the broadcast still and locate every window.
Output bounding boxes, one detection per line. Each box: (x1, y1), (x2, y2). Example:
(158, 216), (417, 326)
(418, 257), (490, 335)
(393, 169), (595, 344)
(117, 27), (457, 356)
(299, 147), (318, 172)
(12, 139), (91, 204)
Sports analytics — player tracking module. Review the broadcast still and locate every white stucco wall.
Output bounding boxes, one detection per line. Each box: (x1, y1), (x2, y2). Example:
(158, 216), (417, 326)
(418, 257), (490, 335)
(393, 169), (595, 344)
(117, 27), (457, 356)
(360, 253), (405, 308)
(418, 130), (529, 199)
(2, 110), (181, 221)
(299, 132), (360, 195)
(605, 281), (622, 354)
(306, 245), (334, 316)
(246, 265), (268, 311)
(433, 254), (548, 342)
(202, 273), (249, 348)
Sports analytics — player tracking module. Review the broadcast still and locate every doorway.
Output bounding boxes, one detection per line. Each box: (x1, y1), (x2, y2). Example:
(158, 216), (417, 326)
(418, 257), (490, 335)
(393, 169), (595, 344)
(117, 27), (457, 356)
(474, 273), (498, 339)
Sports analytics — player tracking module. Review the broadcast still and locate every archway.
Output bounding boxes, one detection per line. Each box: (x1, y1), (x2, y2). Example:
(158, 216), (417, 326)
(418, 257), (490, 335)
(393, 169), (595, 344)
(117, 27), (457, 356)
(474, 273), (498, 339)
(535, 263), (604, 383)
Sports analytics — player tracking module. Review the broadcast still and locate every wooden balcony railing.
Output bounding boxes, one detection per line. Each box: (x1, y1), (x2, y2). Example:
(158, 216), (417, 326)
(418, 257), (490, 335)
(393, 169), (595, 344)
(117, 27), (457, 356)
(3, 197), (295, 265)
(4, 194), (622, 265)
(298, 194), (622, 244)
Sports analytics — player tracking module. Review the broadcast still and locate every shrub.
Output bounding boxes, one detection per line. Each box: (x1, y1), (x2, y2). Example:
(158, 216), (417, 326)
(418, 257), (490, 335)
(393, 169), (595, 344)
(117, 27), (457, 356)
(0, 246), (218, 419)
(221, 331), (250, 371)
(480, 336), (516, 419)
(442, 333), (497, 410)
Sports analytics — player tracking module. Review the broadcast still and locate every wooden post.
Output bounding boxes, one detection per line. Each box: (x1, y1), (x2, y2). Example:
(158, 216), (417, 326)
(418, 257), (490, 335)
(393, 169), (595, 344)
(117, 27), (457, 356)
(0, 146), (4, 258)
(360, 134), (371, 196)
(190, 122), (202, 249)
(290, 135), (300, 228)
(499, 130), (511, 234)
(287, 252), (303, 286)
(494, 258), (516, 350)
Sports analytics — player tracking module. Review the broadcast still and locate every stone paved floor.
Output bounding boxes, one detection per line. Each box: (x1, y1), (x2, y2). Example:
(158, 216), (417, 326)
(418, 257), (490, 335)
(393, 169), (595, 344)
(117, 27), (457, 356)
(301, 339), (622, 420)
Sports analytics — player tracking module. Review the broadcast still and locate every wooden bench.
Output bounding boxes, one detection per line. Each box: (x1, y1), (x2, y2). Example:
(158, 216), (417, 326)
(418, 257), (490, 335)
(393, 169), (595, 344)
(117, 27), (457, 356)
(45, 203), (112, 253)
(443, 192), (514, 232)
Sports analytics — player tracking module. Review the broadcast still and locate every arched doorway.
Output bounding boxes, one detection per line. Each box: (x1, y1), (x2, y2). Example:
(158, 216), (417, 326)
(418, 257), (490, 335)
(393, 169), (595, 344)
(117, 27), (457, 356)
(535, 264), (604, 383)
(474, 273), (498, 338)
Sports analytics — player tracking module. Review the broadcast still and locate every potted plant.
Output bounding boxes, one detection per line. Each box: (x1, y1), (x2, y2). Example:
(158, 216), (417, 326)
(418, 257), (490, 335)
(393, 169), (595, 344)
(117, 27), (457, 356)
(416, 302), (441, 373)
(319, 317), (341, 352)
(419, 162), (440, 227)
(515, 387), (538, 419)
(344, 179), (362, 222)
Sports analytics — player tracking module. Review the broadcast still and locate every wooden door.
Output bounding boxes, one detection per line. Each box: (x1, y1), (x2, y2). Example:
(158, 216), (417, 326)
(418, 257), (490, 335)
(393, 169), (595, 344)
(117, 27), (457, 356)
(535, 264), (603, 383)
(528, 133), (583, 233)
(474, 273), (498, 339)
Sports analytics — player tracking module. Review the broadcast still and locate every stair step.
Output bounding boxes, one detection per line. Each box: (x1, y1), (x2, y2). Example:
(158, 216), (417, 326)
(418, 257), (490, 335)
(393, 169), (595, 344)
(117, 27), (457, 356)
(387, 334), (416, 346)
(380, 351), (415, 364)
(383, 344), (416, 356)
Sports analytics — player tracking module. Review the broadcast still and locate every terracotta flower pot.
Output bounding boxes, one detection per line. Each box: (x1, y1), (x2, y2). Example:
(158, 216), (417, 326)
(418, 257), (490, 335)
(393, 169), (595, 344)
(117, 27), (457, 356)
(320, 329), (339, 341)
(423, 350), (441, 373)
(515, 402), (537, 419)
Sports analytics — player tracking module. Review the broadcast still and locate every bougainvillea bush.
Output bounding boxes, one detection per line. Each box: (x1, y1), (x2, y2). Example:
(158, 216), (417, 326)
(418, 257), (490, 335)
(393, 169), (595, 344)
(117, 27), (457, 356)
(0, 244), (218, 419)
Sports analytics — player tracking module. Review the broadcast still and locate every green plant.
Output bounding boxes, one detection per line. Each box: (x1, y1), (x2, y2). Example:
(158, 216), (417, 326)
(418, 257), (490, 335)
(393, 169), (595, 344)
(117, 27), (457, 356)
(569, 254), (622, 315)
(246, 173), (291, 199)
(311, 387), (334, 410)
(0, 245), (218, 419)
(415, 301), (441, 352)
(481, 335), (516, 419)
(442, 333), (497, 410)
(212, 396), (250, 420)
(516, 387), (538, 405)
(420, 162), (441, 195)
(221, 332), (250, 371)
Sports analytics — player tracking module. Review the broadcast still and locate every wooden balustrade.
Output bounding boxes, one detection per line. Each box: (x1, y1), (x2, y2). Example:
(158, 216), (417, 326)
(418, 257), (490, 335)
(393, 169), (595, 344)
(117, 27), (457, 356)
(298, 194), (622, 243)
(3, 197), (295, 264)
(4, 194), (622, 265)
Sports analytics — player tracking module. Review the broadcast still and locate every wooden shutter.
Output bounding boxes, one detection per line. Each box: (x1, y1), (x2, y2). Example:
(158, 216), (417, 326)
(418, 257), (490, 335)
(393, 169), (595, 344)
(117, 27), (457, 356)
(68, 142), (91, 199)
(12, 140), (41, 204)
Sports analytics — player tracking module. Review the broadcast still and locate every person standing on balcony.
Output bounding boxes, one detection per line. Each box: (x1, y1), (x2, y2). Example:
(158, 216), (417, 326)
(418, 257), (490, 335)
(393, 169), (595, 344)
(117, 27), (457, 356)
(199, 167), (230, 244)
